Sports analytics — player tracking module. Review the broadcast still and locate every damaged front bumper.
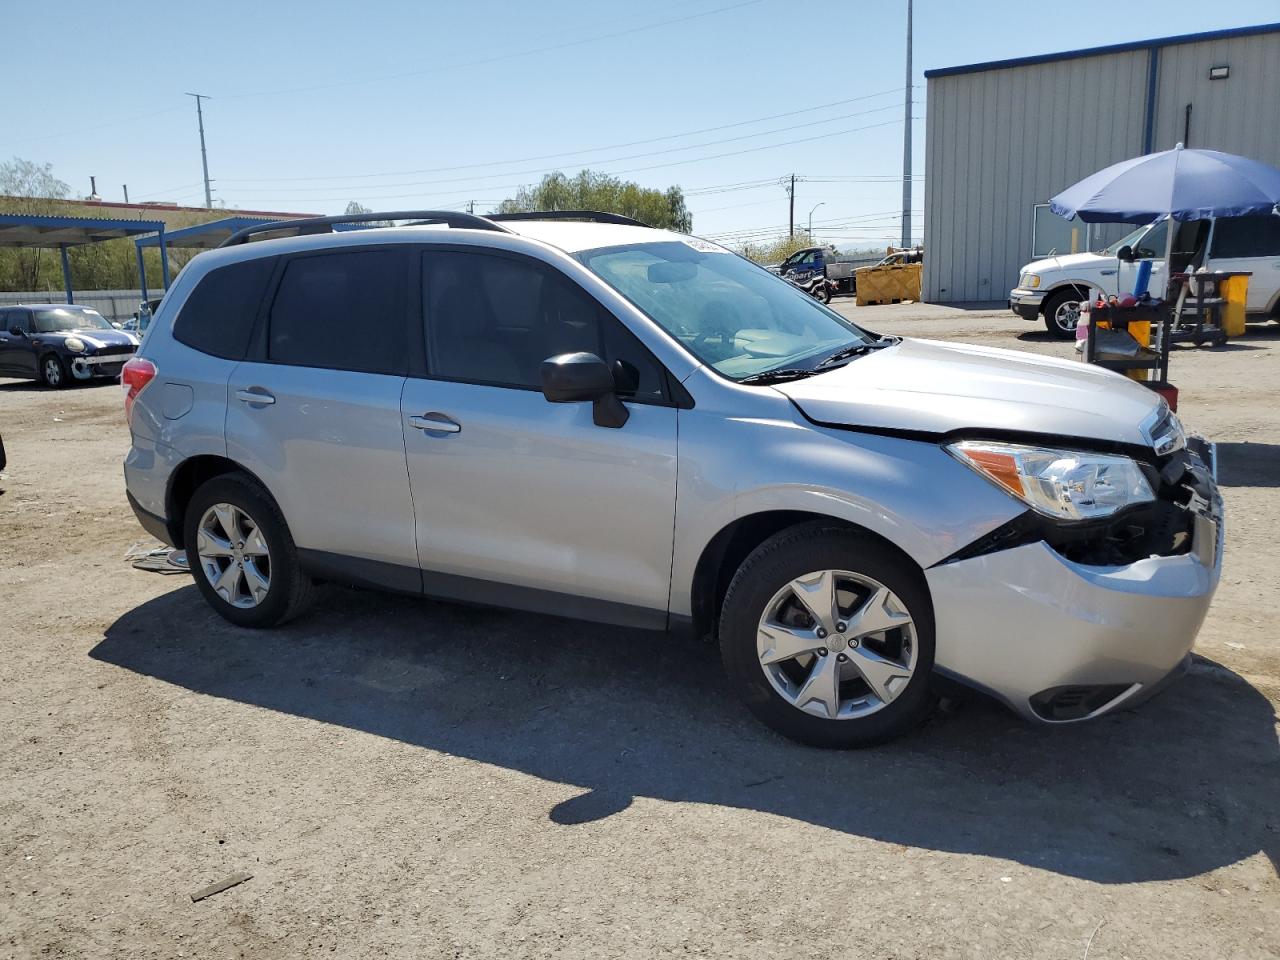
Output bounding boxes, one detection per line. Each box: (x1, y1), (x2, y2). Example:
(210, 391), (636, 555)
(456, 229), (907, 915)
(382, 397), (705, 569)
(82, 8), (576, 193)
(928, 441), (1223, 723)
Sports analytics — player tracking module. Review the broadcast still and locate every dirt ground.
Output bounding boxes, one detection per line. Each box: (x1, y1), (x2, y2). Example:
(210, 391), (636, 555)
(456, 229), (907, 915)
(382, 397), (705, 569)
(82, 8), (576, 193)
(1, 304), (1277, 960)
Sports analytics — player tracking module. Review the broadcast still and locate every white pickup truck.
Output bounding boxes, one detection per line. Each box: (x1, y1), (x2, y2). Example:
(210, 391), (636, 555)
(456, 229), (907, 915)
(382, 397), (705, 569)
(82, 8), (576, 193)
(1010, 215), (1280, 338)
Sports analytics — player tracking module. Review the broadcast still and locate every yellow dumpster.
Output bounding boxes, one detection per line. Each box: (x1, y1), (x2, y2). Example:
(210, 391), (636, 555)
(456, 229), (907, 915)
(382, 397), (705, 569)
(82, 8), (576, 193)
(855, 263), (922, 306)
(1220, 273), (1249, 337)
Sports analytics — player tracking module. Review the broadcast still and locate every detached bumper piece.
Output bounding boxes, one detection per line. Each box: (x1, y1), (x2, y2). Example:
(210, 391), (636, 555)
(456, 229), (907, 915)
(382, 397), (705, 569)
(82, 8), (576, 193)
(929, 439), (1222, 723)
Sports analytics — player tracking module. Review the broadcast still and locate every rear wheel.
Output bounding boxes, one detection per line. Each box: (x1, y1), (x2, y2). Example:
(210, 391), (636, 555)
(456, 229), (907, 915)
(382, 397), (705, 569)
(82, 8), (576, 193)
(1043, 289), (1086, 339)
(184, 473), (314, 628)
(719, 523), (936, 747)
(41, 354), (67, 389)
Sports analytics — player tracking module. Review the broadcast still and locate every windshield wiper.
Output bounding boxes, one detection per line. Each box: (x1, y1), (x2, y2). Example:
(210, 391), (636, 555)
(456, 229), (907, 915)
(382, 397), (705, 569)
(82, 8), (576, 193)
(736, 368), (819, 385)
(814, 337), (899, 370)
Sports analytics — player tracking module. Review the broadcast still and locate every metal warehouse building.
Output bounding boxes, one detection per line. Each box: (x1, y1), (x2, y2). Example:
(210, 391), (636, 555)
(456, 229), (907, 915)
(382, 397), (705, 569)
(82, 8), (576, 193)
(921, 22), (1280, 303)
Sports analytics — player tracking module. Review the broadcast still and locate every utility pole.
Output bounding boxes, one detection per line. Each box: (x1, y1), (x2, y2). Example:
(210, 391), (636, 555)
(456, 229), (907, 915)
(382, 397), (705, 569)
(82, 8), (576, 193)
(123, 184), (130, 204)
(901, 0), (913, 248)
(787, 174), (796, 237)
(467, 200), (475, 214)
(186, 93), (213, 209)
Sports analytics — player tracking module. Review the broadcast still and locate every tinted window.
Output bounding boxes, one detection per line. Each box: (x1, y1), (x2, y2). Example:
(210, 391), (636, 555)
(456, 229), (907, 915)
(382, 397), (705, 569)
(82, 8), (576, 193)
(423, 250), (666, 400)
(268, 249), (407, 374)
(1211, 215), (1280, 259)
(174, 257), (277, 360)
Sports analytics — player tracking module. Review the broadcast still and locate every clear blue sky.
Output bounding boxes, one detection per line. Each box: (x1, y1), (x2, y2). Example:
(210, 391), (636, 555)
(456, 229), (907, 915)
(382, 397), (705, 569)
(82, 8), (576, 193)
(3, 0), (1277, 250)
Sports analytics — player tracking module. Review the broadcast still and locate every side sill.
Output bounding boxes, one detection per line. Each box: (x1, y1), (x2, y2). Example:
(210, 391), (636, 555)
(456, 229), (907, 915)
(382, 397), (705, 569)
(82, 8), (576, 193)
(127, 490), (175, 547)
(297, 549), (669, 632)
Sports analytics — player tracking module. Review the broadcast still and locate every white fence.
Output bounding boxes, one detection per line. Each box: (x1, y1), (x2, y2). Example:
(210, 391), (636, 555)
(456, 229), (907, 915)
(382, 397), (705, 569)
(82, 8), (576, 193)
(0, 290), (149, 324)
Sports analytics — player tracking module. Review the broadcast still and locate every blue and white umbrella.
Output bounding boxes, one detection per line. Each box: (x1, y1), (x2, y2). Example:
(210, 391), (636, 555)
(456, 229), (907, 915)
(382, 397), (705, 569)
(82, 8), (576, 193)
(1049, 143), (1280, 224)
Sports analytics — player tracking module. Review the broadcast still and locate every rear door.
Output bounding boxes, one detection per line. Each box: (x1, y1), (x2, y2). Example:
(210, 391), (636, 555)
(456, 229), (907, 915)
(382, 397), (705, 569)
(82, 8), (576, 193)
(400, 247), (678, 624)
(1206, 215), (1280, 313)
(225, 246), (421, 583)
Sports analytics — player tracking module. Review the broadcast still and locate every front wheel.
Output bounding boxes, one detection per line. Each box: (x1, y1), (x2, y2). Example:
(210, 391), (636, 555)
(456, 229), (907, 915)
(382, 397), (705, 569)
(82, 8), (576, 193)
(719, 523), (935, 747)
(814, 283), (831, 304)
(41, 354), (68, 389)
(184, 473), (315, 628)
(1043, 289), (1085, 339)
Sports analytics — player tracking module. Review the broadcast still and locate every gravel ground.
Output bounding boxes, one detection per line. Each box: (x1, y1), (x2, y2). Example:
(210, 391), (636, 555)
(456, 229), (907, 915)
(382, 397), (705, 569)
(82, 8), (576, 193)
(1, 304), (1277, 959)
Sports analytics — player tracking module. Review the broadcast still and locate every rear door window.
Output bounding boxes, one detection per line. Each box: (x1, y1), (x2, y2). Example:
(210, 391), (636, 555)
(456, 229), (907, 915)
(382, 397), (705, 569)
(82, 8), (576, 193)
(1210, 216), (1280, 259)
(267, 248), (408, 375)
(173, 257), (277, 360)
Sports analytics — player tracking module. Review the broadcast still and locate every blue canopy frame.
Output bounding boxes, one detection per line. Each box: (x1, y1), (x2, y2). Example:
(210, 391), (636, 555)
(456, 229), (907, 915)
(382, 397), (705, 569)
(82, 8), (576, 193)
(134, 217), (299, 302)
(0, 213), (168, 304)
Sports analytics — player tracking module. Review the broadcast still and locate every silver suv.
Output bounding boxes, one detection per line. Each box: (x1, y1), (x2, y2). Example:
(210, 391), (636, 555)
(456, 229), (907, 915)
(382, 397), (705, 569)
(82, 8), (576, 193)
(122, 210), (1223, 746)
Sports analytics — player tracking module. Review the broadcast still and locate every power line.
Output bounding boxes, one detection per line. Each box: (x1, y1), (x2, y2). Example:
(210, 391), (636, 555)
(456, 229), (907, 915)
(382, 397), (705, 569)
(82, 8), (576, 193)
(216, 0), (768, 101)
(224, 103), (905, 195)
(219, 89), (906, 185)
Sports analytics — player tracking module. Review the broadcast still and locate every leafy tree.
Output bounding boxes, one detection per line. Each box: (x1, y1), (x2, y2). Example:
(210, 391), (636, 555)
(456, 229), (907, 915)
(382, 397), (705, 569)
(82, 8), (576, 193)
(498, 170), (692, 233)
(738, 234), (824, 266)
(344, 200), (372, 215)
(0, 157), (72, 288)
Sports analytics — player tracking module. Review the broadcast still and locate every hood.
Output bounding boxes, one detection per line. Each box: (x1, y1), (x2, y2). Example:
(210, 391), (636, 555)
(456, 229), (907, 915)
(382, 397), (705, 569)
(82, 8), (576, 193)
(45, 327), (140, 349)
(774, 338), (1162, 447)
(1022, 250), (1112, 275)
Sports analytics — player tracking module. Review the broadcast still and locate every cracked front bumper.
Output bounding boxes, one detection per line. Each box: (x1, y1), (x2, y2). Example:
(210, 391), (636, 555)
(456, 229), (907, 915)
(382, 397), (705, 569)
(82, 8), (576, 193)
(927, 486), (1224, 723)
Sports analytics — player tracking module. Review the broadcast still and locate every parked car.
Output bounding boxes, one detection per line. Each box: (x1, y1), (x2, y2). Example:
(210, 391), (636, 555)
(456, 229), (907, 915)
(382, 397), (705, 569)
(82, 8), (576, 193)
(122, 210), (1222, 747)
(1011, 214), (1280, 338)
(0, 304), (140, 387)
(771, 245), (862, 296)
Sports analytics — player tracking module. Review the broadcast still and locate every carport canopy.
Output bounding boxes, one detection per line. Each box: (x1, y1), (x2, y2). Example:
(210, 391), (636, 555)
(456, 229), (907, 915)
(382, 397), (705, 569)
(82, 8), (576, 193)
(0, 213), (168, 306)
(134, 216), (287, 251)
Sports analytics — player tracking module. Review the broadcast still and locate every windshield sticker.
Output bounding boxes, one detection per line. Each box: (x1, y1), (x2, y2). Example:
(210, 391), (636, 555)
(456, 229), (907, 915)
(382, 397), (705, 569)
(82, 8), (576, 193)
(682, 237), (730, 254)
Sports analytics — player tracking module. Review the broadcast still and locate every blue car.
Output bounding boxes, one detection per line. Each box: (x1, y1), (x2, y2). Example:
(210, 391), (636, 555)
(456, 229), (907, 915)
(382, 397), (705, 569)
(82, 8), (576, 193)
(0, 304), (140, 388)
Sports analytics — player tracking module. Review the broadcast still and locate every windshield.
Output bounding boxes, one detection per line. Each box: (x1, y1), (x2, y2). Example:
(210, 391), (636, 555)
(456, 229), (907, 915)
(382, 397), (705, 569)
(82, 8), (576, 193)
(1101, 222), (1160, 256)
(576, 240), (873, 380)
(34, 307), (112, 332)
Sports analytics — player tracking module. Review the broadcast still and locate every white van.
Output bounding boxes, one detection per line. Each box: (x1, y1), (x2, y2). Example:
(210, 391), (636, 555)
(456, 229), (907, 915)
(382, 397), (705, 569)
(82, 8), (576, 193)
(1010, 215), (1280, 338)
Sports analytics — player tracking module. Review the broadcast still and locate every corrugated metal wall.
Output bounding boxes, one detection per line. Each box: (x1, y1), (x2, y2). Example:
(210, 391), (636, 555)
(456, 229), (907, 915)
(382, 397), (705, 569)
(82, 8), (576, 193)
(923, 30), (1280, 303)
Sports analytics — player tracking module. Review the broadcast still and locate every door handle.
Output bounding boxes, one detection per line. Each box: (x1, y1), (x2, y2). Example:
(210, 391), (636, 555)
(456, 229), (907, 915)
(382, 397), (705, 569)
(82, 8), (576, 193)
(408, 412), (461, 434)
(235, 387), (276, 405)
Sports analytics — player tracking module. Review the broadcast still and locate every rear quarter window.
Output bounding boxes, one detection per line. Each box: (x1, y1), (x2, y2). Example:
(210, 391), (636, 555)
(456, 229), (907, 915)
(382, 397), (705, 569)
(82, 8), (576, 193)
(172, 256), (277, 360)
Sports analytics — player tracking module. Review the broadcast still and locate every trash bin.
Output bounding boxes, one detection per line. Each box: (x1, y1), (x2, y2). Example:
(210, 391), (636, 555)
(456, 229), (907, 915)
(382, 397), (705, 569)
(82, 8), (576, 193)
(1220, 273), (1249, 337)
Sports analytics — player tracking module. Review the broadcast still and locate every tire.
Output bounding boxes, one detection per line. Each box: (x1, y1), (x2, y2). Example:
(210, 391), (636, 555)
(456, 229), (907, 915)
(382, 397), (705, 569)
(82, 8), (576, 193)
(40, 354), (67, 389)
(815, 283), (831, 304)
(719, 523), (936, 748)
(1042, 289), (1085, 339)
(184, 473), (315, 628)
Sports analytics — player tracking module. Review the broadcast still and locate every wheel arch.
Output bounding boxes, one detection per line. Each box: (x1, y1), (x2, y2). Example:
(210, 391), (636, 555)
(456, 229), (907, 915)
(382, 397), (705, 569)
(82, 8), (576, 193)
(687, 510), (929, 642)
(1041, 281), (1092, 312)
(165, 454), (276, 549)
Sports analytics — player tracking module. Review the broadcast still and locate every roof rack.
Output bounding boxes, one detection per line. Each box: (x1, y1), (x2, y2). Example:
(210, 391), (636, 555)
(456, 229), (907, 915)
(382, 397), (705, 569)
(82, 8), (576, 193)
(218, 210), (512, 247)
(487, 210), (650, 228)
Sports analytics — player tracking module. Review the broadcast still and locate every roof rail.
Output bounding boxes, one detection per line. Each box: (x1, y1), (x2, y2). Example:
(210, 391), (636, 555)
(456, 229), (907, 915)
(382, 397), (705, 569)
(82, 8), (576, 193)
(218, 210), (512, 247)
(487, 210), (650, 228)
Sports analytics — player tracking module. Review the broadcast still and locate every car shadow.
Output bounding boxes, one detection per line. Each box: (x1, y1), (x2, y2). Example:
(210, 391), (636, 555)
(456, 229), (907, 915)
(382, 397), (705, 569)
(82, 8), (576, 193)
(1215, 441), (1280, 487)
(0, 377), (119, 392)
(92, 584), (1279, 885)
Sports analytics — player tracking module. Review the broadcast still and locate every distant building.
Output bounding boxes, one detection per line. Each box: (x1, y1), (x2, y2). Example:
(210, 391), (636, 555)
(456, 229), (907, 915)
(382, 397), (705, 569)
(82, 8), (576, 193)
(922, 22), (1280, 303)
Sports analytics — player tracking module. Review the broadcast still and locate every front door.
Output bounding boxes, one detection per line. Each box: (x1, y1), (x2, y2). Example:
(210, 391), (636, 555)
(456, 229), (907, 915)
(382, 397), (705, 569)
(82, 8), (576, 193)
(0, 309), (37, 377)
(401, 248), (679, 625)
(224, 247), (421, 582)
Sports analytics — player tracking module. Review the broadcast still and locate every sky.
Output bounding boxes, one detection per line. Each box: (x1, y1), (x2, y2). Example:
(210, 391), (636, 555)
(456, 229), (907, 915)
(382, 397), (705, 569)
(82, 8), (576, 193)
(3, 0), (1277, 252)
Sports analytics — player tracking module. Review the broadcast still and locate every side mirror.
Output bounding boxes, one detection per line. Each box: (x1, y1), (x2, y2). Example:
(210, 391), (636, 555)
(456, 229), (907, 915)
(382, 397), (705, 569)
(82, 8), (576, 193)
(1116, 244), (1136, 263)
(540, 352), (629, 428)
(8, 326), (24, 337)
(111, 321), (124, 329)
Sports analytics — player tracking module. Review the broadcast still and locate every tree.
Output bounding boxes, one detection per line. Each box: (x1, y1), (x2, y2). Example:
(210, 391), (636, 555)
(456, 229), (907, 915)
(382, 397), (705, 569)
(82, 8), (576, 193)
(0, 157), (72, 288)
(344, 200), (372, 215)
(738, 234), (824, 266)
(498, 170), (692, 233)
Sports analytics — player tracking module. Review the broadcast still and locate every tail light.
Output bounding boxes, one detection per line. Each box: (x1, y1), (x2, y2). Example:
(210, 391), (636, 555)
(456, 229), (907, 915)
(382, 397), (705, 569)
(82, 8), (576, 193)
(121, 356), (157, 424)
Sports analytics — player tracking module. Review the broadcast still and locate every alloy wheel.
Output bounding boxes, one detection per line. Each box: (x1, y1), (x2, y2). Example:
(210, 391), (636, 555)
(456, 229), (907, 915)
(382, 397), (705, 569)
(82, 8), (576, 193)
(44, 358), (62, 386)
(1053, 298), (1082, 335)
(196, 502), (272, 609)
(756, 569), (917, 720)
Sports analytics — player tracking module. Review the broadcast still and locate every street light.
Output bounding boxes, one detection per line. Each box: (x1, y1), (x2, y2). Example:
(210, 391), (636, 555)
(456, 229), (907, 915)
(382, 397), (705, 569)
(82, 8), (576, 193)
(808, 202), (825, 238)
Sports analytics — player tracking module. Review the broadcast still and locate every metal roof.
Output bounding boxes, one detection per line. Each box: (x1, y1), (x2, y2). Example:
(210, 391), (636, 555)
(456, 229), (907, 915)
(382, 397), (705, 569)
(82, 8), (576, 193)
(925, 21), (1280, 79)
(0, 213), (165, 249)
(135, 216), (286, 249)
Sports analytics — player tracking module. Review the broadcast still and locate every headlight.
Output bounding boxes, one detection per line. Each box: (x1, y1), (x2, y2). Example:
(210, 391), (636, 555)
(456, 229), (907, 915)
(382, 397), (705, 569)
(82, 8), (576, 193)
(1020, 274), (1041, 289)
(64, 337), (86, 353)
(947, 440), (1154, 521)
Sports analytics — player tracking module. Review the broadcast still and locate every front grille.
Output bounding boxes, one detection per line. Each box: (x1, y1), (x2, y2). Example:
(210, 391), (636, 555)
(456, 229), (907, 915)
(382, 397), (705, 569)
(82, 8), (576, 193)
(97, 344), (136, 358)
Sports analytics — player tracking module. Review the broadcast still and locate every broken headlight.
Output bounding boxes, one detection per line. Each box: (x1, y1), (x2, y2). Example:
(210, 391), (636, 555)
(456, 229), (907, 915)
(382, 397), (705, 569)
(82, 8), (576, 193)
(947, 440), (1155, 521)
